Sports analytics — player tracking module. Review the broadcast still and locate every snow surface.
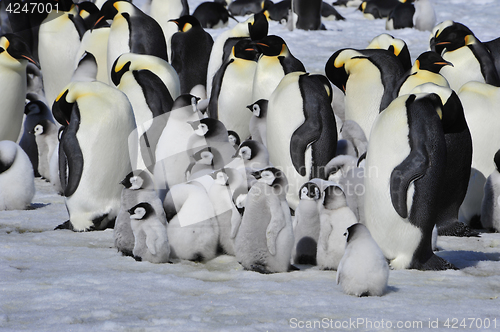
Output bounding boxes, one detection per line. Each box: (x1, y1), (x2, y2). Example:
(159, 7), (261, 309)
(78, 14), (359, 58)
(2, 0), (500, 331)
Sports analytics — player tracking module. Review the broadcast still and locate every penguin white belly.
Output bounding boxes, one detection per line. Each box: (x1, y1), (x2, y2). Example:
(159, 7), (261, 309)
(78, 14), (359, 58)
(252, 57), (286, 101)
(440, 48), (483, 92)
(107, 15), (131, 84)
(38, 13), (81, 105)
(208, 183), (238, 256)
(459, 82), (500, 177)
(344, 65), (384, 139)
(267, 73), (311, 210)
(0, 67), (26, 142)
(150, 0), (184, 61)
(217, 60), (257, 140)
(292, 200), (320, 264)
(76, 28), (110, 84)
(364, 102), (422, 269)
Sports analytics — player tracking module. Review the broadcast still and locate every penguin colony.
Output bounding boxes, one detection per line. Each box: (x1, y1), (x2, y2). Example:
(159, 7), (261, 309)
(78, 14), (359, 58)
(1, 0), (499, 297)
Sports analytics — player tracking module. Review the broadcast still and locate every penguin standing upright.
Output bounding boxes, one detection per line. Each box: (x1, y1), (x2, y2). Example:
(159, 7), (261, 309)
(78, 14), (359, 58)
(267, 72), (337, 210)
(38, 0), (85, 105)
(385, 0), (414, 30)
(0, 34), (39, 142)
(232, 167), (295, 273)
(481, 150), (500, 233)
(97, 0), (168, 84)
(0, 140), (35, 211)
(413, 0), (436, 31)
(31, 119), (59, 182)
(169, 15), (214, 95)
(247, 99), (269, 146)
(364, 93), (455, 270)
(208, 39), (260, 141)
(295, 0), (324, 30)
(252, 35), (305, 102)
(193, 2), (233, 29)
(52, 67), (136, 231)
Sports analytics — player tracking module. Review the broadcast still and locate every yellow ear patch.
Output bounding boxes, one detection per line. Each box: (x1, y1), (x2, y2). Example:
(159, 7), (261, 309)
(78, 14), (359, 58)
(56, 89), (69, 102)
(183, 22), (193, 32)
(0, 37), (9, 50)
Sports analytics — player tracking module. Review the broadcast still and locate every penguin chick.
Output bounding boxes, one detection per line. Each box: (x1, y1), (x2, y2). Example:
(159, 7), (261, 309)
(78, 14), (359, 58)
(247, 99), (268, 146)
(316, 185), (358, 270)
(336, 223), (389, 297)
(481, 150), (500, 232)
(31, 120), (59, 181)
(129, 202), (170, 263)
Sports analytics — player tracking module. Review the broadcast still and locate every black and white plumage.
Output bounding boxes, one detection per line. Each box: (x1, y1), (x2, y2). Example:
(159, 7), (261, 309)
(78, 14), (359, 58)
(247, 99), (268, 146)
(31, 119), (58, 182)
(336, 223), (389, 297)
(481, 150), (500, 233)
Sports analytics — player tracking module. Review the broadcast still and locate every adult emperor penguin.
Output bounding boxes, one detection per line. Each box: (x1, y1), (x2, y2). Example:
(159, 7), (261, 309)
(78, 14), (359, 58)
(292, 181), (322, 265)
(336, 223), (389, 297)
(232, 167), (295, 273)
(247, 99), (268, 146)
(316, 184), (358, 270)
(206, 12), (268, 99)
(38, 0), (85, 106)
(252, 35), (305, 102)
(364, 93), (456, 270)
(481, 150), (500, 233)
(458, 82), (500, 178)
(325, 47), (404, 139)
(358, 0), (403, 19)
(97, 0), (168, 84)
(169, 15), (214, 94)
(193, 2), (233, 29)
(366, 33), (412, 72)
(52, 67), (136, 231)
(115, 170), (165, 257)
(208, 39), (260, 141)
(409, 83), (475, 237)
(385, 1), (414, 30)
(0, 34), (38, 142)
(31, 119), (59, 182)
(295, 0), (324, 30)
(267, 72), (338, 210)
(0, 140), (35, 210)
(229, 0), (270, 16)
(394, 51), (452, 98)
(129, 202), (170, 264)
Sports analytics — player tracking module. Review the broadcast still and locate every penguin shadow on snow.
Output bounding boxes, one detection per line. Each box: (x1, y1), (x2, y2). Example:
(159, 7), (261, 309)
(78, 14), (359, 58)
(435, 250), (500, 269)
(26, 202), (50, 210)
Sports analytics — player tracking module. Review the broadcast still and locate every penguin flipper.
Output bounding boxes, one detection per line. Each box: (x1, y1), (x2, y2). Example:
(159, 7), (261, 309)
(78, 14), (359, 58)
(208, 59), (233, 119)
(133, 70), (174, 117)
(390, 148), (428, 219)
(266, 197), (287, 256)
(144, 227), (159, 256)
(412, 254), (458, 271)
(60, 108), (84, 198)
(230, 204), (243, 239)
(290, 115), (322, 177)
(319, 220), (332, 251)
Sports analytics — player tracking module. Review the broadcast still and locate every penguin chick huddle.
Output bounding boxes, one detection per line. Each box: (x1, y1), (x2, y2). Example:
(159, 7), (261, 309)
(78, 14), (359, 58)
(1, 0), (499, 298)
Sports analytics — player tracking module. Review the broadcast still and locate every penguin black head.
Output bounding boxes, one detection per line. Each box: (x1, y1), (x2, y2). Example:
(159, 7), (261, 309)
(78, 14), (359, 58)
(235, 140), (262, 160)
(169, 15), (202, 32)
(323, 185), (347, 210)
(252, 166), (287, 189)
(0, 34), (39, 67)
(121, 170), (154, 190)
(299, 182), (320, 201)
(344, 223), (368, 244)
(233, 39), (259, 61)
(247, 99), (268, 118)
(52, 89), (79, 126)
(192, 147), (214, 165)
(494, 150), (500, 172)
(188, 118), (228, 141)
(254, 35), (287, 56)
(325, 49), (351, 94)
(248, 12), (269, 41)
(111, 55), (132, 86)
(415, 51), (453, 73)
(128, 202), (155, 220)
(29, 119), (52, 136)
(24, 100), (49, 116)
(172, 94), (200, 111)
(76, 1), (101, 29)
(96, 0), (135, 27)
(227, 130), (241, 147)
(430, 21), (472, 54)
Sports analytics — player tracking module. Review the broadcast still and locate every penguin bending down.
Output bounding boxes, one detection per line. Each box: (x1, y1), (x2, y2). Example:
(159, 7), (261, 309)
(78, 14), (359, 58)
(364, 93), (457, 270)
(0, 140), (35, 210)
(193, 2), (233, 29)
(233, 167), (295, 273)
(366, 33), (412, 72)
(52, 79), (136, 231)
(267, 72), (338, 210)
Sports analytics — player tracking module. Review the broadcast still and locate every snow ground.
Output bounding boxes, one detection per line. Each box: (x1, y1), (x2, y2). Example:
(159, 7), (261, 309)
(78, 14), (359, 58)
(1, 0), (500, 331)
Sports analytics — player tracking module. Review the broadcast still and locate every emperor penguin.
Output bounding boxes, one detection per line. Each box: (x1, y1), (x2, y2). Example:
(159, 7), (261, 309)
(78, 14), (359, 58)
(192, 2), (233, 29)
(394, 51), (452, 98)
(366, 33), (412, 72)
(97, 0), (168, 84)
(410, 83), (475, 237)
(252, 35), (305, 102)
(169, 15), (214, 94)
(458, 81), (500, 178)
(292, 181), (322, 265)
(0, 140), (35, 210)
(413, 0), (436, 31)
(206, 12), (268, 99)
(336, 223), (389, 297)
(163, 178), (220, 262)
(31, 119), (59, 182)
(232, 167), (295, 273)
(18, 100), (55, 177)
(358, 0), (403, 19)
(0, 34), (38, 142)
(233, 140), (270, 171)
(338, 120), (368, 158)
(208, 39), (260, 141)
(325, 48), (404, 139)
(317, 184), (358, 270)
(385, 1), (414, 30)
(481, 150), (500, 233)
(229, 0), (270, 16)
(247, 99), (268, 146)
(129, 202), (170, 264)
(115, 169), (165, 257)
(149, 0), (189, 61)
(52, 74), (136, 231)
(38, 0), (85, 105)
(295, 0), (324, 30)
(267, 72), (338, 210)
(364, 93), (456, 270)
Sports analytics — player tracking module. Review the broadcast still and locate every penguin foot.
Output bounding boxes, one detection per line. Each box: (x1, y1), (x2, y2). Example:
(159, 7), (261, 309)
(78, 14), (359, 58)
(288, 264), (300, 272)
(54, 220), (74, 231)
(133, 256), (142, 262)
(437, 221), (480, 237)
(91, 214), (115, 230)
(120, 249), (134, 257)
(414, 254), (458, 271)
(248, 262), (272, 274)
